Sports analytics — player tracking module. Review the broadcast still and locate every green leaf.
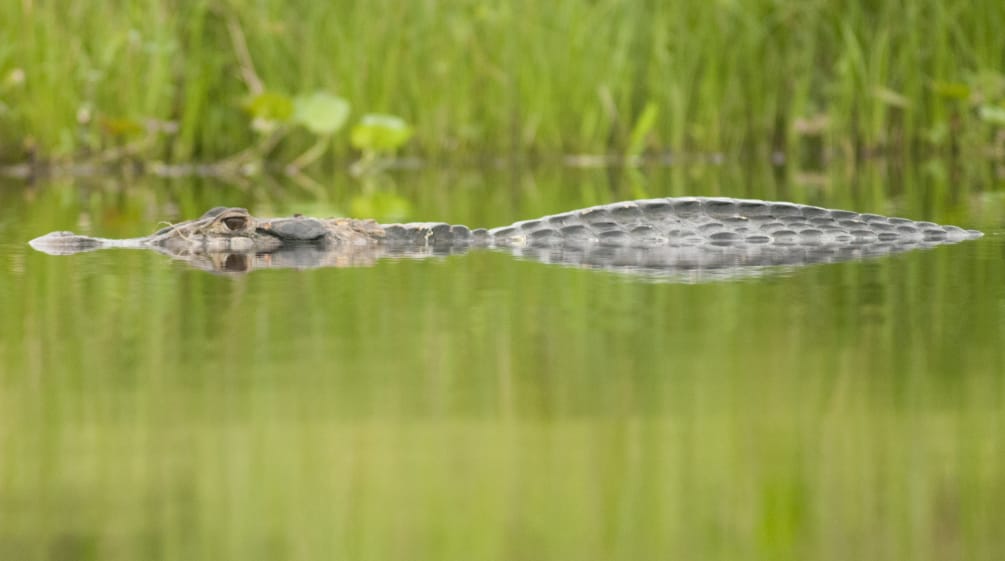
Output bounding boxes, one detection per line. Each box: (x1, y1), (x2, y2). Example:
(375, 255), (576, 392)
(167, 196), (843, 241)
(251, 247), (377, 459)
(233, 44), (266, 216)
(292, 92), (350, 136)
(626, 101), (658, 158)
(99, 116), (144, 138)
(931, 81), (971, 101)
(242, 91), (293, 122)
(978, 105), (1005, 126)
(349, 191), (412, 221)
(350, 114), (413, 153)
(924, 122), (949, 146)
(872, 86), (911, 108)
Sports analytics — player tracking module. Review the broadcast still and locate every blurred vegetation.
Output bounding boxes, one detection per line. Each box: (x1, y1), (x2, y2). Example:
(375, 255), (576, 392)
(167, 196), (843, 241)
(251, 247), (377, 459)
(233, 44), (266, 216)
(1, 0), (1004, 171)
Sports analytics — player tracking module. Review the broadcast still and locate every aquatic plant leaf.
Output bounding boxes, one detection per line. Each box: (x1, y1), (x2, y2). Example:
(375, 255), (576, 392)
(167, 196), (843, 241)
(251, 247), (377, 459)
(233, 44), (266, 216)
(99, 116), (144, 138)
(978, 105), (1005, 126)
(242, 92), (293, 122)
(931, 81), (971, 100)
(292, 92), (350, 136)
(350, 114), (413, 153)
(872, 87), (911, 108)
(627, 101), (658, 158)
(924, 122), (948, 145)
(349, 191), (412, 221)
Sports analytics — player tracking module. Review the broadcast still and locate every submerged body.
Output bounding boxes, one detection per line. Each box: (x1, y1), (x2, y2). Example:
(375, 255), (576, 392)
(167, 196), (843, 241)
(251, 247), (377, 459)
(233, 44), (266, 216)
(29, 197), (982, 277)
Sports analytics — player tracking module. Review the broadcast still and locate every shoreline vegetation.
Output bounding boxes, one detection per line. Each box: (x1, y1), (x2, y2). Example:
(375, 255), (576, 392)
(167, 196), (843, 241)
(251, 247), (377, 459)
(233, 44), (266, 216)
(2, 1), (1004, 177)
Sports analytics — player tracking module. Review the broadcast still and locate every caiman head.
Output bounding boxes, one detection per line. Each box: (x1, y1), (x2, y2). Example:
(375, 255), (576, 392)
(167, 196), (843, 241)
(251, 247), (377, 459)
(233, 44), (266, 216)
(148, 207), (275, 252)
(29, 206), (372, 260)
(28, 207), (280, 255)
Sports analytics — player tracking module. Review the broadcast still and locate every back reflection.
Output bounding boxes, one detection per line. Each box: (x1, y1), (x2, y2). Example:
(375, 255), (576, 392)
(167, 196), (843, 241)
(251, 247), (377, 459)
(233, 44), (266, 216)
(148, 237), (963, 281)
(27, 197), (982, 280)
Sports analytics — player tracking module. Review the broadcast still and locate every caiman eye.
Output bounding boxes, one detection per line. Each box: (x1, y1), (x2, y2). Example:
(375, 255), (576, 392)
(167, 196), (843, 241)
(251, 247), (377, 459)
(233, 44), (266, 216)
(222, 216), (248, 231)
(223, 254), (249, 272)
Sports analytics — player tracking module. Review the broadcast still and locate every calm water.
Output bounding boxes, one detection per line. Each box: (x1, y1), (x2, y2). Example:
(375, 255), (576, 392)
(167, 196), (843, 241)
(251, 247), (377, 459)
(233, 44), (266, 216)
(1, 165), (1004, 560)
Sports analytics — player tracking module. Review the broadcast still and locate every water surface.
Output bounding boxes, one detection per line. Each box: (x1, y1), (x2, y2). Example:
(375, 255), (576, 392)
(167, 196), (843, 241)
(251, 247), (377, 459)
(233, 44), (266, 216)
(1, 165), (1003, 560)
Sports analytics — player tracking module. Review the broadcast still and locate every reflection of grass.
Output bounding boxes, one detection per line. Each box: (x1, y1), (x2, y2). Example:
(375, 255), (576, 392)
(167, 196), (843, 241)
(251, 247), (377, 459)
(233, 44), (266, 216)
(1, 1), (1004, 165)
(1, 164), (1003, 560)
(3, 248), (1003, 560)
(3, 416), (1000, 560)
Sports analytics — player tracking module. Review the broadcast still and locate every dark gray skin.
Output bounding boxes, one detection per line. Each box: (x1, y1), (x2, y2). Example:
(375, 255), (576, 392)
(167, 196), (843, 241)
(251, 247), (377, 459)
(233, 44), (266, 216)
(29, 197), (983, 278)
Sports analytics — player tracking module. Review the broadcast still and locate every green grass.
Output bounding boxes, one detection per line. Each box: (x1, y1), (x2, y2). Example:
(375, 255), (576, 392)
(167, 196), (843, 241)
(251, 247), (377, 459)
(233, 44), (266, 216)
(2, 0), (1004, 166)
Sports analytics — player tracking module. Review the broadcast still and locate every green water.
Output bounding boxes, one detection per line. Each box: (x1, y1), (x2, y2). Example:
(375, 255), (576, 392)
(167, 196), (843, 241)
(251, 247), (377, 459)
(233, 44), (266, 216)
(1, 165), (1004, 560)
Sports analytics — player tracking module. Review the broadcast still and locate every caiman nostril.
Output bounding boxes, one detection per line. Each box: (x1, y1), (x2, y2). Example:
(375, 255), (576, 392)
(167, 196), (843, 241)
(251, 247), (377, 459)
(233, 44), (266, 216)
(222, 216), (248, 231)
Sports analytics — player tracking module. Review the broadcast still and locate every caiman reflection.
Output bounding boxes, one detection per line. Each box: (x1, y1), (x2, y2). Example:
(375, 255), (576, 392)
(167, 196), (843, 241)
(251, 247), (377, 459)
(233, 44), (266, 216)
(29, 197), (982, 280)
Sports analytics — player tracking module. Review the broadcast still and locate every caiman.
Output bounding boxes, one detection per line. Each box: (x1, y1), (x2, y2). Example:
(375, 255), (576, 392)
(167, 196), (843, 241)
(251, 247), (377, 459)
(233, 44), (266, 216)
(29, 197), (983, 279)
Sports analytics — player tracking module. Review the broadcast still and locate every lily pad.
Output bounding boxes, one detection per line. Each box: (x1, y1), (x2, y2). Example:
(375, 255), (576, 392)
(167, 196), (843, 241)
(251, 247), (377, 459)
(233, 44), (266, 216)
(242, 91), (294, 122)
(350, 114), (413, 153)
(292, 92), (350, 136)
(978, 105), (1005, 126)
